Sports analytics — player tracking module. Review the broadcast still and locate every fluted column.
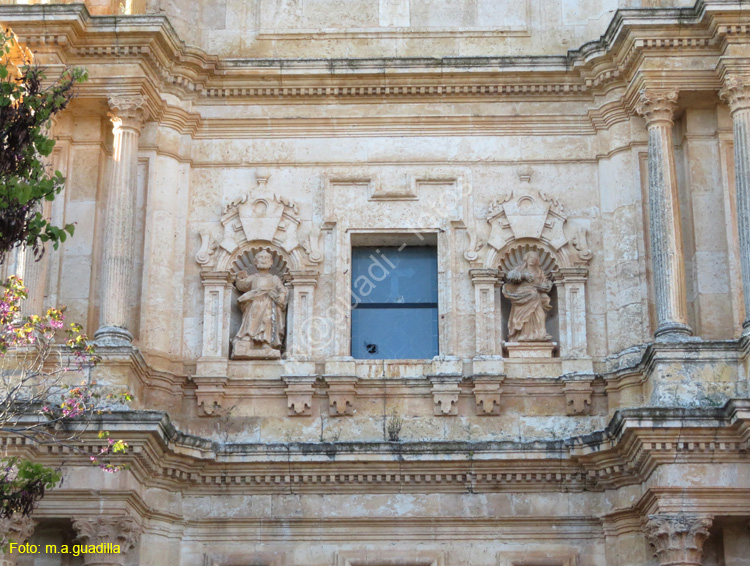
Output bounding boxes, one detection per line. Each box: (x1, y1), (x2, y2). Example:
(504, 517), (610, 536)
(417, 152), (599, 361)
(72, 516), (141, 566)
(0, 516), (36, 566)
(720, 75), (750, 336)
(95, 96), (148, 346)
(644, 514), (712, 566)
(636, 89), (694, 340)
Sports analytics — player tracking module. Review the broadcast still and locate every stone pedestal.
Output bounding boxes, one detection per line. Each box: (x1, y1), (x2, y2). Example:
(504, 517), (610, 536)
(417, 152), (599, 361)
(95, 95), (149, 346)
(505, 342), (556, 358)
(636, 89), (694, 341)
(644, 514), (712, 566)
(232, 341), (282, 359)
(72, 516), (141, 566)
(720, 74), (750, 336)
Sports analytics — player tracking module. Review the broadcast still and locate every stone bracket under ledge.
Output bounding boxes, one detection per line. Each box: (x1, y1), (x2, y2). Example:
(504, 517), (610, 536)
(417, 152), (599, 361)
(194, 376), (228, 417)
(429, 377), (461, 416)
(505, 341), (557, 358)
(283, 376), (316, 416)
(325, 377), (356, 416)
(473, 378), (503, 415)
(561, 374), (595, 415)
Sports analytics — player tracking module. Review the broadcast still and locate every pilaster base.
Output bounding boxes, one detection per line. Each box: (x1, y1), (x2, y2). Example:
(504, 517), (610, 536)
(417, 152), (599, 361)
(94, 326), (133, 347)
(655, 322), (699, 342)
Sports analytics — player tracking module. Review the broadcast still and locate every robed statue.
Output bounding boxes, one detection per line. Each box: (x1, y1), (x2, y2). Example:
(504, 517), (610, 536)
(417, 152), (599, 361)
(231, 249), (288, 359)
(502, 251), (553, 342)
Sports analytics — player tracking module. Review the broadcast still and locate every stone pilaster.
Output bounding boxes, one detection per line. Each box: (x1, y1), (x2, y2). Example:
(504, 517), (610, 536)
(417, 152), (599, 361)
(469, 268), (499, 356)
(95, 95), (149, 346)
(635, 89), (693, 340)
(72, 516), (141, 566)
(0, 516), (36, 566)
(720, 75), (750, 336)
(287, 270), (319, 359)
(644, 514), (712, 566)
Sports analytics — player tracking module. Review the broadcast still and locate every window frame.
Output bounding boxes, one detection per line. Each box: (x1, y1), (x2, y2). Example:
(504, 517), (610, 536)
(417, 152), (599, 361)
(348, 232), (441, 361)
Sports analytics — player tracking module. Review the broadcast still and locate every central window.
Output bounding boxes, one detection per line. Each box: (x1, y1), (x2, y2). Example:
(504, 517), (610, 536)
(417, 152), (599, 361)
(351, 245), (439, 359)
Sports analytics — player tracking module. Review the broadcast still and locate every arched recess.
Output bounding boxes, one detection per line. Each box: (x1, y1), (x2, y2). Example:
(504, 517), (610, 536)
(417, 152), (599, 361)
(224, 244), (291, 357)
(493, 241), (561, 354)
(472, 239), (589, 360)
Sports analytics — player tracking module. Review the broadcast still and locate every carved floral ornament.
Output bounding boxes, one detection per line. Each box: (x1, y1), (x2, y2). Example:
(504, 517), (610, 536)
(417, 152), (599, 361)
(465, 169), (593, 271)
(195, 177), (322, 272)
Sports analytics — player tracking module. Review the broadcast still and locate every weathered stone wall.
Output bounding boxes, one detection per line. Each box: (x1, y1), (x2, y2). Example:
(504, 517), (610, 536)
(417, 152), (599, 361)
(0, 1), (749, 565)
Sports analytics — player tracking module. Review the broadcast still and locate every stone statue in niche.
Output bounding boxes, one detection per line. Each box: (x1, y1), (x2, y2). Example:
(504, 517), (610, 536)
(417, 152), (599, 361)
(502, 251), (553, 342)
(231, 249), (288, 359)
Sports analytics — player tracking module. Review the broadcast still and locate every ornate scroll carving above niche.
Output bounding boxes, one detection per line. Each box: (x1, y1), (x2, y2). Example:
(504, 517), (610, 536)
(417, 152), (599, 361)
(196, 177), (322, 271)
(465, 168), (592, 269)
(466, 167), (593, 364)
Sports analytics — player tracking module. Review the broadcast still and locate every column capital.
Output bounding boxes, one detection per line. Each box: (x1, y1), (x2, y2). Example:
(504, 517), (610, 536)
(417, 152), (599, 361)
(720, 74), (750, 114)
(0, 515), (36, 545)
(107, 95), (149, 132)
(636, 89), (679, 126)
(644, 513), (712, 566)
(469, 268), (499, 285)
(73, 516), (141, 563)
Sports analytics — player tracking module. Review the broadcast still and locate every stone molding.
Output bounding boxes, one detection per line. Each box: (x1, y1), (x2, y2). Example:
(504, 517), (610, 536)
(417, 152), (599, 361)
(644, 514), (713, 566)
(4, 2), (747, 105)
(336, 550), (444, 566)
(1, 401), (750, 494)
(635, 89), (679, 126)
(720, 74), (750, 114)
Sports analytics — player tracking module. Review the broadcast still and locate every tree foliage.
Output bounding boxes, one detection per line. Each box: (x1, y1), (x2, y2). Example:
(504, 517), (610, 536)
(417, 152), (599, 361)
(0, 29), (86, 264)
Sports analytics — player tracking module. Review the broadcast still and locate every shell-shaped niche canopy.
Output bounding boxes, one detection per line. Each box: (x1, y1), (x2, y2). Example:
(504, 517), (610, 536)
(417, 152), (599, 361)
(497, 243), (558, 276)
(230, 246), (289, 279)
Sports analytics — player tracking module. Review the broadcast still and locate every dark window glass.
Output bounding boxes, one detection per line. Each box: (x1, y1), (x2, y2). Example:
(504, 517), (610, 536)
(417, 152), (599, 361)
(351, 246), (439, 359)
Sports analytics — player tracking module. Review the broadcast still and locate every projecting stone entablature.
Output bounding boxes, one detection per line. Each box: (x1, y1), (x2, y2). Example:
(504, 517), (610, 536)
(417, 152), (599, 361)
(0, 2), (748, 111)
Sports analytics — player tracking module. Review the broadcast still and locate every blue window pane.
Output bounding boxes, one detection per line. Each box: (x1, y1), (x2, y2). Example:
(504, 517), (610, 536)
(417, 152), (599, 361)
(351, 307), (439, 359)
(351, 247), (438, 305)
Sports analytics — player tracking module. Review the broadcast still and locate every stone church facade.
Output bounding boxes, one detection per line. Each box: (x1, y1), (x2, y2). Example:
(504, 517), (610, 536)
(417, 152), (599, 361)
(1, 0), (750, 564)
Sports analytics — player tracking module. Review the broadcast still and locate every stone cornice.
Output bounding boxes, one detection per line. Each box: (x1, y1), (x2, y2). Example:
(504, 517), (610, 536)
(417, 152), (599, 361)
(0, 1), (746, 110)
(1, 400), (749, 496)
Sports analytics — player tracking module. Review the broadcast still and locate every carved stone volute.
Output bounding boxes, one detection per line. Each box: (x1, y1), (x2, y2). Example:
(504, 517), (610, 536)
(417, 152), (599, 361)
(73, 516), (141, 565)
(644, 514), (712, 566)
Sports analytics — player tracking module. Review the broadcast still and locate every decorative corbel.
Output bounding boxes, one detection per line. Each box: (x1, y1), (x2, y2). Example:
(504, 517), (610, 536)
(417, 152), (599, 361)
(194, 376), (227, 417)
(325, 377), (356, 417)
(430, 378), (461, 416)
(562, 376), (595, 415)
(284, 377), (316, 416)
(473, 379), (503, 416)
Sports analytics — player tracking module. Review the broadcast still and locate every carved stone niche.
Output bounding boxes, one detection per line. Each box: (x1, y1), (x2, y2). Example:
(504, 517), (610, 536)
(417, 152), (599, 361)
(194, 180), (321, 414)
(467, 173), (592, 363)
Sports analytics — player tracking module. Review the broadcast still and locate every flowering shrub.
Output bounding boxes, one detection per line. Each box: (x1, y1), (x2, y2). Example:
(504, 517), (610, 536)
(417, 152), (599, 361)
(0, 277), (132, 518)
